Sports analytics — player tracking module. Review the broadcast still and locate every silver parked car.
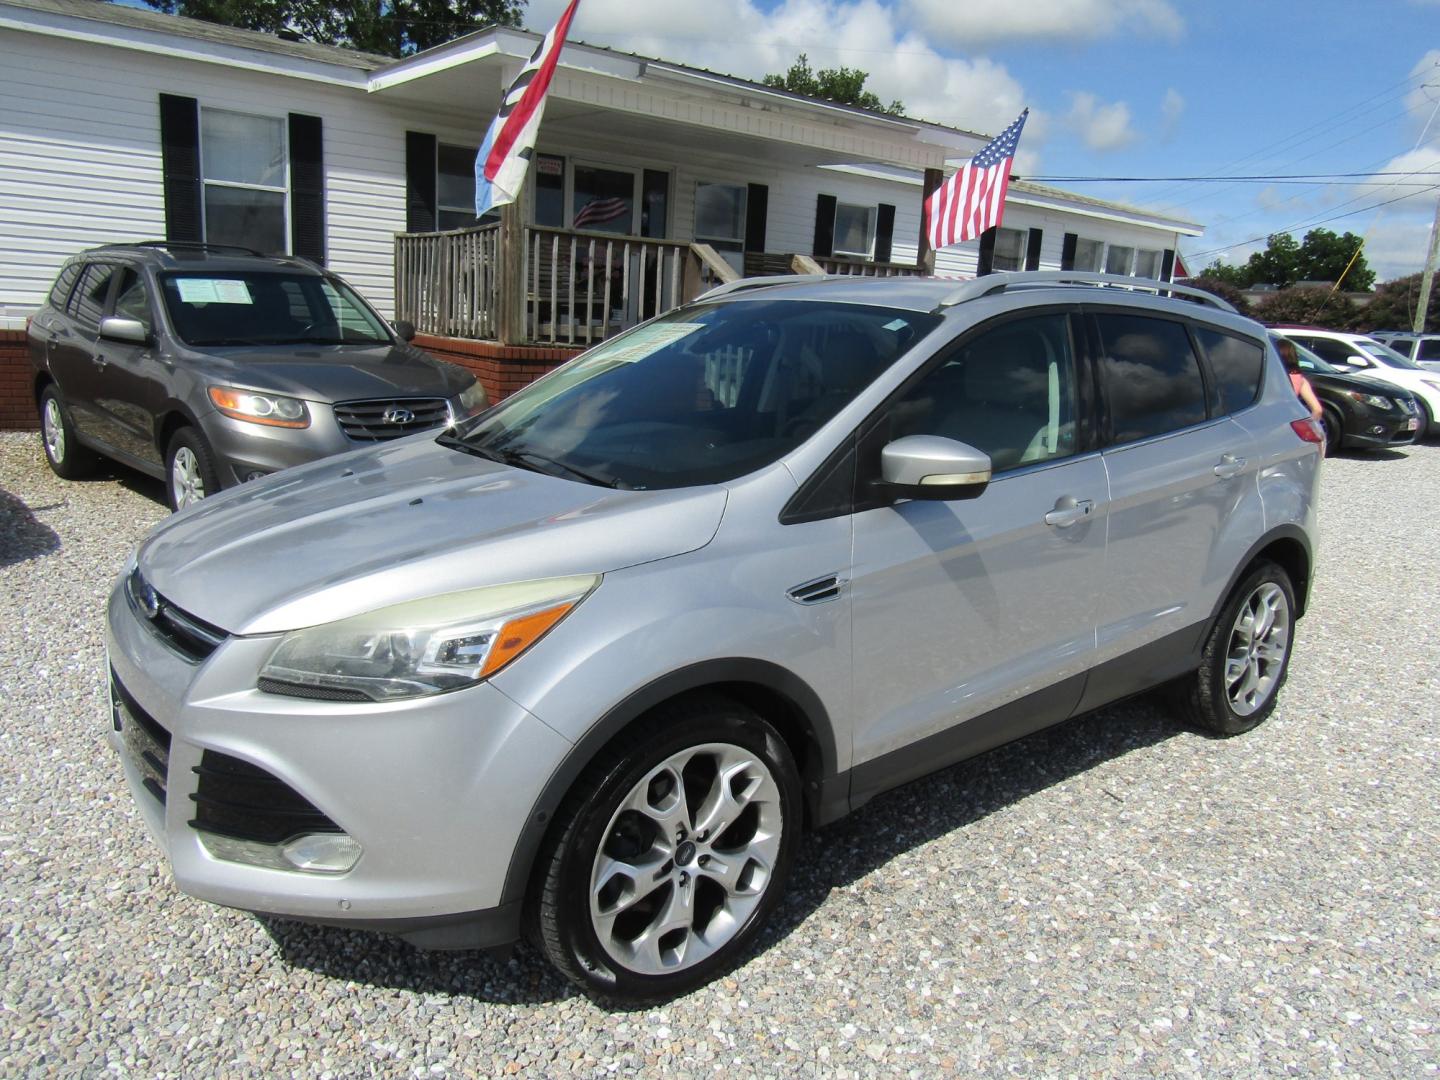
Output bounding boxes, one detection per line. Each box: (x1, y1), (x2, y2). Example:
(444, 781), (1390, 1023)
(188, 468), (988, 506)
(28, 242), (487, 510)
(106, 272), (1321, 1000)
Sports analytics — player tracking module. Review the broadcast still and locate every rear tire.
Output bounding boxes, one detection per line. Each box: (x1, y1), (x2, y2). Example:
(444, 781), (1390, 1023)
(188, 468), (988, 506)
(39, 385), (97, 479)
(533, 693), (801, 1002)
(1174, 560), (1296, 736)
(165, 427), (221, 511)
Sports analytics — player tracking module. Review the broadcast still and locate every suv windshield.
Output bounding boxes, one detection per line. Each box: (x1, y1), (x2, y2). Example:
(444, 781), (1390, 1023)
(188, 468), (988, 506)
(445, 300), (940, 490)
(159, 272), (393, 347)
(1358, 340), (1422, 369)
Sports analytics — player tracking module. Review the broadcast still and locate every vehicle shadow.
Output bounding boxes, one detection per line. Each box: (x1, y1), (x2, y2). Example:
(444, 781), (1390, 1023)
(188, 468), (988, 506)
(258, 692), (1188, 1007)
(0, 488), (61, 567)
(1335, 448), (1410, 462)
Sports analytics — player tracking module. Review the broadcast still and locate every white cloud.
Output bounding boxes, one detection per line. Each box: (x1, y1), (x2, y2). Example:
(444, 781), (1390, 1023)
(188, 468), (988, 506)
(1160, 88), (1184, 138)
(902, 0), (1182, 46)
(1404, 51), (1440, 133)
(1066, 92), (1136, 151)
(1360, 214), (1436, 281)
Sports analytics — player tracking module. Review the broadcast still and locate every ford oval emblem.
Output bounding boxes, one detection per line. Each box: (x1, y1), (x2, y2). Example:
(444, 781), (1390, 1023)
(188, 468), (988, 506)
(382, 407), (415, 425)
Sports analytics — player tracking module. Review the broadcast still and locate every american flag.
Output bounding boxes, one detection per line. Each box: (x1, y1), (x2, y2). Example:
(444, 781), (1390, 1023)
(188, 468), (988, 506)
(925, 109), (1028, 250)
(474, 0), (581, 216)
(573, 196), (629, 230)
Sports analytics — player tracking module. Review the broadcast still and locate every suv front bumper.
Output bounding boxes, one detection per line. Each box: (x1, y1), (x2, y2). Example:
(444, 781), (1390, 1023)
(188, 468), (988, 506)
(104, 574), (571, 950)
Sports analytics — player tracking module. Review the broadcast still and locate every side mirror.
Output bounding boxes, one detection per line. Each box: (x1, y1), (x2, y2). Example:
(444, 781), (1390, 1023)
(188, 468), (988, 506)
(99, 316), (149, 345)
(392, 319), (417, 342)
(1346, 355), (1371, 367)
(879, 435), (991, 501)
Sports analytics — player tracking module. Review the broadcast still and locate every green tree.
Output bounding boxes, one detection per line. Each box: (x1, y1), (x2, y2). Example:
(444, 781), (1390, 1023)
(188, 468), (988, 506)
(1353, 273), (1440, 333)
(1199, 260), (1249, 287)
(1252, 286), (1356, 329)
(1216, 229), (1375, 291)
(762, 54), (904, 115)
(140, 0), (524, 57)
(1187, 275), (1252, 316)
(1246, 232), (1303, 289)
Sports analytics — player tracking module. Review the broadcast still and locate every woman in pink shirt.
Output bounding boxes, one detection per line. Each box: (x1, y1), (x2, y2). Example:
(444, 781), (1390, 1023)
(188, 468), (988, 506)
(1276, 338), (1323, 420)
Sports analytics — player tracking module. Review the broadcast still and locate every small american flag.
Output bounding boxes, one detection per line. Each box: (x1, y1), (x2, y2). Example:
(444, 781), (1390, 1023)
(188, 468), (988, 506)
(926, 109), (1028, 250)
(573, 196), (629, 230)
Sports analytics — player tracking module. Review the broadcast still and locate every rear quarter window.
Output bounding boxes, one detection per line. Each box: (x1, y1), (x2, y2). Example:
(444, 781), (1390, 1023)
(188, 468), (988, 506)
(1094, 312), (1208, 444)
(47, 263), (82, 310)
(1196, 327), (1265, 414)
(69, 263), (121, 330)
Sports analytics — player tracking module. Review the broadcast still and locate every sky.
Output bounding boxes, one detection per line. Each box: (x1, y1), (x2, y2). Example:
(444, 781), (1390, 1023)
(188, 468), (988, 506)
(523, 0), (1440, 283)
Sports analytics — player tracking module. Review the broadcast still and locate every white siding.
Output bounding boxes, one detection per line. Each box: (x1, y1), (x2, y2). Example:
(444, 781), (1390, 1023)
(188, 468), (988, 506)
(0, 31), (410, 326)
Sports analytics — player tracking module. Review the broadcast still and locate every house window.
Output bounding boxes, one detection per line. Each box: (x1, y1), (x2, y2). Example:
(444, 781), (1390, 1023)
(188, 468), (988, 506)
(1105, 245), (1135, 276)
(200, 108), (287, 252)
(833, 203), (876, 258)
(695, 182), (746, 274)
(437, 144), (481, 230)
(992, 227), (1026, 272)
(1133, 249), (1162, 279)
(572, 165), (635, 234)
(534, 154), (566, 228)
(1072, 237), (1104, 272)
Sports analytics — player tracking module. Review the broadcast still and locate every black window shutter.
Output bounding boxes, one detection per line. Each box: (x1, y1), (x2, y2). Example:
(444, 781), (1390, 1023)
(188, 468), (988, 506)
(874, 203), (896, 263)
(405, 131), (438, 233)
(813, 193), (837, 257)
(1025, 227), (1043, 271)
(1161, 249), (1177, 280)
(745, 183), (769, 252)
(976, 227), (997, 276)
(158, 94), (202, 243)
(289, 113), (325, 263)
(1061, 232), (1078, 271)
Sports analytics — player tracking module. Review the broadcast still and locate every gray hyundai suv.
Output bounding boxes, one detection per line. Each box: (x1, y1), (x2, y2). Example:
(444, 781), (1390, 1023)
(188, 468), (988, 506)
(105, 272), (1321, 1000)
(28, 242), (487, 509)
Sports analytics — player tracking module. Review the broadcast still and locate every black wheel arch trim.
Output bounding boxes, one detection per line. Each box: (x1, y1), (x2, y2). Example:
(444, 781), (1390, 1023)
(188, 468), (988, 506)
(1209, 524), (1313, 627)
(499, 658), (839, 908)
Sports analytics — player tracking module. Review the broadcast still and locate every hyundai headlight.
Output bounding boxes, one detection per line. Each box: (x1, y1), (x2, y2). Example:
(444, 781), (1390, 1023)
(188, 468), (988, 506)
(258, 576), (598, 702)
(209, 386), (310, 428)
(455, 380), (489, 418)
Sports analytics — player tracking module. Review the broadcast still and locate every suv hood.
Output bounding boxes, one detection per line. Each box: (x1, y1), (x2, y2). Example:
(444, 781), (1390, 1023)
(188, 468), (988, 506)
(138, 436), (728, 635)
(1307, 369), (1410, 396)
(188, 343), (473, 402)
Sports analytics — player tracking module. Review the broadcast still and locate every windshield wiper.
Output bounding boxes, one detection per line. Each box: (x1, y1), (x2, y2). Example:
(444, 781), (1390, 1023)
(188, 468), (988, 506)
(435, 434), (622, 488)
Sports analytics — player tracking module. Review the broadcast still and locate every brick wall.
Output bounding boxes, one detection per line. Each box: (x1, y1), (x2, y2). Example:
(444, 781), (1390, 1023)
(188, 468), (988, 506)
(1, 329), (36, 432)
(414, 335), (581, 404)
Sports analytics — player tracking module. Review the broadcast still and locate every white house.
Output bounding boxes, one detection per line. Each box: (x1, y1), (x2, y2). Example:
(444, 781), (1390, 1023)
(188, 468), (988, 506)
(0, 0), (1201, 402)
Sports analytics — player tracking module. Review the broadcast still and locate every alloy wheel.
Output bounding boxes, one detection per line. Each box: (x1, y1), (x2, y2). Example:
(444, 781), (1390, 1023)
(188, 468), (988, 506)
(42, 397), (65, 464)
(1224, 582), (1290, 717)
(588, 742), (784, 976)
(170, 446), (206, 509)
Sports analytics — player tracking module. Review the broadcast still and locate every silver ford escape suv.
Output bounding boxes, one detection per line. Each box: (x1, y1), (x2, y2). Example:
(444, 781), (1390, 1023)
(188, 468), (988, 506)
(106, 271), (1321, 1001)
(28, 242), (487, 510)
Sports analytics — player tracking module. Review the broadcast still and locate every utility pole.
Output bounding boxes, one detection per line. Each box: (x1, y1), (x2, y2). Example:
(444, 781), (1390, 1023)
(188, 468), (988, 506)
(1414, 193), (1440, 333)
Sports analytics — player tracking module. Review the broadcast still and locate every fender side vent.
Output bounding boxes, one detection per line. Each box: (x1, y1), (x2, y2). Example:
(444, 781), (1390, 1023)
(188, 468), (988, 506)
(788, 574), (844, 605)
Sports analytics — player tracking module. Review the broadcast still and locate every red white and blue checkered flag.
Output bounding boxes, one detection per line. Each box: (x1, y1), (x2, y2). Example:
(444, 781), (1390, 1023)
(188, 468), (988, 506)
(926, 109), (1028, 249)
(474, 0), (581, 217)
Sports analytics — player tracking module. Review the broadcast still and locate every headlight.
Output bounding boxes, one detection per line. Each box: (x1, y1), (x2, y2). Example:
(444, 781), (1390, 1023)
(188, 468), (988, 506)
(258, 575), (598, 702)
(1345, 391), (1392, 410)
(209, 386), (310, 428)
(455, 380), (489, 418)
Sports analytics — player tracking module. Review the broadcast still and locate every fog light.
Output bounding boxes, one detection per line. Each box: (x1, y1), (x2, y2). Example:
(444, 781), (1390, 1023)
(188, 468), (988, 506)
(1370, 425), (1384, 435)
(243, 470), (270, 482)
(281, 833), (363, 873)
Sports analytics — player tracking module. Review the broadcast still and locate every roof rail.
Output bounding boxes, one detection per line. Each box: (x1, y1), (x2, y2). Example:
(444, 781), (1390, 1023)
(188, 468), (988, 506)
(936, 271), (1237, 314)
(698, 273), (840, 301)
(100, 240), (268, 257)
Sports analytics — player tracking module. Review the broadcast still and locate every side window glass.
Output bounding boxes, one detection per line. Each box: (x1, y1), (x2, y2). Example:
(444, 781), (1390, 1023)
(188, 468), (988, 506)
(1197, 327), (1264, 414)
(1095, 313), (1207, 443)
(1419, 339), (1440, 362)
(48, 263), (82, 310)
(1305, 338), (1349, 365)
(886, 313), (1078, 472)
(70, 264), (121, 330)
(113, 269), (154, 334)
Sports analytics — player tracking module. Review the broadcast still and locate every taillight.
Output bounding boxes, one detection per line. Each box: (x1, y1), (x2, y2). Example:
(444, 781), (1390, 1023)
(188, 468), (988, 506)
(1290, 418), (1324, 444)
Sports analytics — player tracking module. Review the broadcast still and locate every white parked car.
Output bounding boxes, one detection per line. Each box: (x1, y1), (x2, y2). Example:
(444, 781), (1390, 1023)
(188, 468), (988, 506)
(1270, 327), (1440, 438)
(1370, 332), (1440, 373)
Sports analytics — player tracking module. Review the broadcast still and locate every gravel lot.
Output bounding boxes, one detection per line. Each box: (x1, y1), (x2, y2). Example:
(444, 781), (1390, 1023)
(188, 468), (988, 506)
(2, 429), (1437, 1078)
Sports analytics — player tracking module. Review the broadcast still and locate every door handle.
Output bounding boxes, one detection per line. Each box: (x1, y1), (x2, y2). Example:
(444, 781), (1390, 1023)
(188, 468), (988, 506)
(1213, 454), (1246, 479)
(1045, 496), (1094, 528)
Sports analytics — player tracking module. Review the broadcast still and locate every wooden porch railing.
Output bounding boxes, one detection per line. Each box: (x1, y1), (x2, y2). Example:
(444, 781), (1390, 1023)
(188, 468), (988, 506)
(813, 255), (925, 277)
(394, 223), (502, 339)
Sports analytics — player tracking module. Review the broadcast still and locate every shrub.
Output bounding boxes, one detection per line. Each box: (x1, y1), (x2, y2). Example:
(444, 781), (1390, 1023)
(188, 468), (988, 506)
(1251, 286), (1356, 329)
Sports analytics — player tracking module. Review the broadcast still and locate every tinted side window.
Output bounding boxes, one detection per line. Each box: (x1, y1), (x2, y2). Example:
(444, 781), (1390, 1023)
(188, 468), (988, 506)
(1095, 313), (1207, 443)
(113, 269), (154, 334)
(70, 264), (122, 330)
(1298, 337), (1352, 366)
(1197, 327), (1264, 414)
(886, 313), (1079, 471)
(1419, 339), (1440, 362)
(47, 263), (82, 310)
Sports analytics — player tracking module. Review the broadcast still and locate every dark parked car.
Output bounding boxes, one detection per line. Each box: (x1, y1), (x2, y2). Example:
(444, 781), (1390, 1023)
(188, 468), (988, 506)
(1269, 334), (1420, 455)
(28, 242), (487, 509)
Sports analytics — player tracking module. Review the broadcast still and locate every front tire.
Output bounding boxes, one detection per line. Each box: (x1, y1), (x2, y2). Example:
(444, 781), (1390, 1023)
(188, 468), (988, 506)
(1175, 560), (1296, 736)
(166, 427), (220, 511)
(1320, 405), (1343, 456)
(39, 386), (97, 479)
(534, 694), (801, 1001)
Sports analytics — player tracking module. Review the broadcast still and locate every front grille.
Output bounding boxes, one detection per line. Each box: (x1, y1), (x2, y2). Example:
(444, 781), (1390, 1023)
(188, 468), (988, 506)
(257, 676), (370, 702)
(125, 569), (227, 663)
(334, 397), (450, 442)
(189, 750), (342, 845)
(112, 672), (170, 805)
